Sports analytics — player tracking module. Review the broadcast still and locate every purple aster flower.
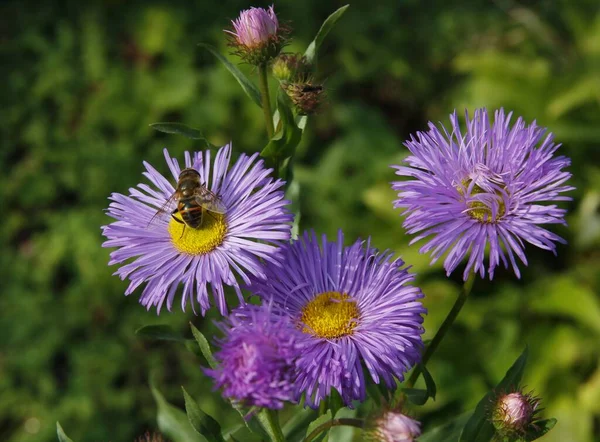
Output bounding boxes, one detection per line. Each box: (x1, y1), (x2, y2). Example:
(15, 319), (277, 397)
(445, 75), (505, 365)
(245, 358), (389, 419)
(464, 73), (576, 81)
(206, 303), (302, 409)
(249, 230), (426, 408)
(392, 108), (574, 280)
(225, 6), (287, 65)
(102, 144), (292, 315)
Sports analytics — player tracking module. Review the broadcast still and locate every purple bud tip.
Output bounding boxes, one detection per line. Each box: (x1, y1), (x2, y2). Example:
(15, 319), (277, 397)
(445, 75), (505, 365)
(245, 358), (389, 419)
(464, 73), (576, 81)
(230, 5), (279, 49)
(371, 411), (421, 442)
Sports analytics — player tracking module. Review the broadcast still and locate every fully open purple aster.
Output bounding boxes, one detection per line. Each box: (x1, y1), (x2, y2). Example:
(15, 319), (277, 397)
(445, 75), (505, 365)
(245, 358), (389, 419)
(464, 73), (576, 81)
(248, 230), (426, 408)
(392, 108), (574, 280)
(102, 144), (291, 315)
(206, 303), (302, 409)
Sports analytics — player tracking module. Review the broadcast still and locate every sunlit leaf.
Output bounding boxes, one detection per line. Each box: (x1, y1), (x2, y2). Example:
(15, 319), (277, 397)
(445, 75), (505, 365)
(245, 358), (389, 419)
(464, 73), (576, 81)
(305, 410), (332, 442)
(190, 322), (217, 369)
(421, 363), (437, 401)
(56, 422), (74, 442)
(525, 418), (557, 441)
(199, 43), (262, 107)
(460, 347), (529, 442)
(150, 122), (215, 147)
(150, 381), (204, 442)
(136, 324), (187, 342)
(182, 387), (225, 442)
(419, 412), (471, 442)
(304, 5), (349, 63)
(403, 387), (429, 406)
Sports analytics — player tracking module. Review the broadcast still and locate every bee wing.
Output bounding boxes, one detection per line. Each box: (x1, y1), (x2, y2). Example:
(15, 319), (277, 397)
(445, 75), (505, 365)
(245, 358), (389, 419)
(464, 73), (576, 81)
(147, 191), (178, 228)
(194, 186), (227, 214)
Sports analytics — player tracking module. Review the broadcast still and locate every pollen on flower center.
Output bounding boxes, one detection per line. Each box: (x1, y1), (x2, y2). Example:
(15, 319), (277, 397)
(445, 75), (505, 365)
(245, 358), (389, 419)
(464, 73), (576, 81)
(300, 291), (360, 339)
(458, 180), (506, 223)
(168, 212), (227, 255)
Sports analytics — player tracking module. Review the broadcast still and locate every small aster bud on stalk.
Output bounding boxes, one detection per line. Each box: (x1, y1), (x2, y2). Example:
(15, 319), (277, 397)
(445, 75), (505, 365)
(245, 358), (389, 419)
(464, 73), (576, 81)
(283, 81), (325, 115)
(272, 53), (312, 82)
(226, 5), (288, 66)
(491, 390), (541, 439)
(365, 408), (422, 442)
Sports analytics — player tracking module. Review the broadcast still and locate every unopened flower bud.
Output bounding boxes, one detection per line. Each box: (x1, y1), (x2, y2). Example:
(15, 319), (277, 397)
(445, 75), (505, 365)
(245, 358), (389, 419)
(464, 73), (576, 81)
(491, 390), (540, 437)
(272, 54), (311, 82)
(135, 432), (168, 442)
(226, 6), (288, 65)
(366, 409), (421, 442)
(282, 81), (324, 115)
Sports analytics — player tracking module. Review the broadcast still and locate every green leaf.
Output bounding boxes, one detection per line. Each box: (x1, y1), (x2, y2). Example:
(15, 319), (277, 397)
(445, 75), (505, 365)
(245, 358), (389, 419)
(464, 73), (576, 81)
(136, 324), (188, 342)
(182, 387), (225, 442)
(304, 5), (349, 63)
(285, 179), (301, 240)
(419, 412), (472, 442)
(150, 381), (204, 442)
(282, 407), (318, 440)
(402, 388), (429, 406)
(524, 418), (557, 441)
(421, 363), (437, 401)
(260, 92), (302, 161)
(306, 410), (333, 442)
(255, 409), (286, 442)
(198, 43), (262, 108)
(190, 322), (217, 369)
(56, 422), (74, 442)
(460, 347), (529, 442)
(150, 123), (216, 147)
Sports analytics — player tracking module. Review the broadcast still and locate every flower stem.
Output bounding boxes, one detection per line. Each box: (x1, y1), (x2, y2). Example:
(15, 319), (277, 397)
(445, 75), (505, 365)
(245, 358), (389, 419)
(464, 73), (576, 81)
(304, 418), (364, 442)
(406, 271), (476, 388)
(256, 408), (285, 442)
(258, 63), (275, 139)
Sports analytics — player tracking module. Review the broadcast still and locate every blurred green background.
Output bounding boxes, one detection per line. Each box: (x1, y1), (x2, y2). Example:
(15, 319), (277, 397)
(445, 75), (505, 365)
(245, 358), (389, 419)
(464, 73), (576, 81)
(2, 0), (600, 441)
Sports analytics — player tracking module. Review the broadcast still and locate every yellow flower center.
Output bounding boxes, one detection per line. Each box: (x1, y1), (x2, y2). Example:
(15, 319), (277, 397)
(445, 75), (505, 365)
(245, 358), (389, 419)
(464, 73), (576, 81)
(300, 291), (360, 339)
(168, 212), (227, 255)
(458, 181), (506, 223)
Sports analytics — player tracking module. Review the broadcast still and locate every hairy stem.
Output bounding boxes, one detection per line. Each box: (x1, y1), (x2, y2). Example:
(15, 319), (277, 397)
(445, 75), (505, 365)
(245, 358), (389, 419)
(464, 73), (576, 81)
(406, 271), (476, 388)
(304, 418), (364, 442)
(258, 63), (275, 139)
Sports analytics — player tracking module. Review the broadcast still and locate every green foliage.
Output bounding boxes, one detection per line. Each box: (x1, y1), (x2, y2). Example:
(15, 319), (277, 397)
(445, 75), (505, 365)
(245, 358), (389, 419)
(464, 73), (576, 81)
(182, 388), (225, 442)
(460, 347), (529, 442)
(2, 0), (599, 441)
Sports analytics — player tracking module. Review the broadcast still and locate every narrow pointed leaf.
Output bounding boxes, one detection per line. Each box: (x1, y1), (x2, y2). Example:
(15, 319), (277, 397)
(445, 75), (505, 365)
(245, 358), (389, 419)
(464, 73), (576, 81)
(282, 407), (317, 440)
(150, 381), (203, 442)
(304, 5), (349, 63)
(182, 387), (225, 442)
(421, 363), (437, 400)
(419, 412), (472, 442)
(136, 324), (187, 342)
(305, 410), (332, 442)
(460, 347), (529, 442)
(403, 388), (429, 406)
(524, 418), (557, 440)
(190, 322), (217, 369)
(199, 43), (261, 108)
(150, 122), (206, 141)
(56, 422), (74, 442)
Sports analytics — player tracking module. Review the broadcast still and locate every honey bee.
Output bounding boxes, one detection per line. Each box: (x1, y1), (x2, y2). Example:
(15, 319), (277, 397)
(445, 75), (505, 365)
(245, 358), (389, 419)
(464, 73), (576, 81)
(149, 168), (226, 231)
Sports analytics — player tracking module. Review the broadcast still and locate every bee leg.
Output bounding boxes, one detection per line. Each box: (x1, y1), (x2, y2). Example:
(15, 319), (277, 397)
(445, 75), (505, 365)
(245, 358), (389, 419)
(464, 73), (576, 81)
(179, 224), (186, 239)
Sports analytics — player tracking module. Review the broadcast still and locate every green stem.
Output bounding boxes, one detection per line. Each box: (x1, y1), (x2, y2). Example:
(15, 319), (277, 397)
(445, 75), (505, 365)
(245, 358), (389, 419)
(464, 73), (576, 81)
(258, 63), (275, 139)
(406, 271), (476, 388)
(304, 418), (364, 442)
(256, 408), (285, 442)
